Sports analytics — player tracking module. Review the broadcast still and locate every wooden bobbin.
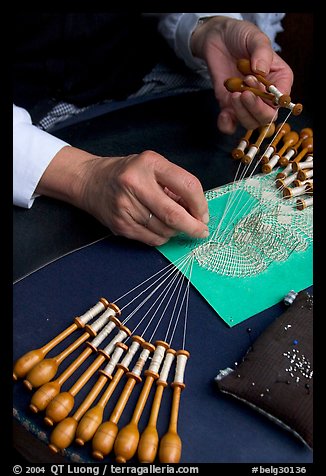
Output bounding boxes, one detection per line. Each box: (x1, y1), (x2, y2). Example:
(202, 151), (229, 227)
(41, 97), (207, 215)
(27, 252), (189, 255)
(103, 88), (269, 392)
(297, 168), (313, 182)
(292, 155), (313, 173)
(276, 163), (293, 180)
(290, 137), (313, 171)
(293, 179), (313, 188)
(236, 59), (291, 107)
(236, 59), (303, 114)
(270, 131), (299, 168)
(279, 130), (312, 167)
(23, 305), (117, 391)
(29, 310), (123, 412)
(114, 340), (170, 463)
(92, 340), (155, 461)
(13, 297), (109, 381)
(275, 172), (298, 190)
(260, 122), (291, 164)
(282, 183), (312, 199)
(48, 342), (128, 455)
(224, 77), (276, 103)
(75, 335), (144, 447)
(138, 348), (176, 464)
(242, 122), (275, 165)
(159, 349), (190, 464)
(44, 325), (131, 427)
(296, 197), (313, 210)
(231, 129), (254, 160)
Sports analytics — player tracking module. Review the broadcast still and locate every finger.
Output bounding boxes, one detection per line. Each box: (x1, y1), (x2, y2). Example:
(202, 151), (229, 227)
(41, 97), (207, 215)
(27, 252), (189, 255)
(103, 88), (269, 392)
(114, 217), (178, 247)
(228, 91), (263, 131)
(239, 90), (278, 125)
(154, 162), (209, 226)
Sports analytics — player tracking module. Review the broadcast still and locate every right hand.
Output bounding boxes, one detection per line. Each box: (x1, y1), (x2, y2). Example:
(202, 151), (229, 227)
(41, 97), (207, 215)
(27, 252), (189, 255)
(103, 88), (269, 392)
(37, 146), (209, 246)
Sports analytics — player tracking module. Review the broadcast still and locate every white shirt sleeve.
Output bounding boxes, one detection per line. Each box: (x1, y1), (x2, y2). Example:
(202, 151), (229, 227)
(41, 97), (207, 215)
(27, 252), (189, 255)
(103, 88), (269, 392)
(241, 13), (285, 51)
(13, 104), (70, 208)
(158, 13), (243, 72)
(158, 13), (285, 72)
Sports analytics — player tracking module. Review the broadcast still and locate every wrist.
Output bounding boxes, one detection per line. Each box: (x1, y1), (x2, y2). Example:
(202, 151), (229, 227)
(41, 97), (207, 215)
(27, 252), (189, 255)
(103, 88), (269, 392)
(35, 145), (100, 208)
(191, 15), (237, 60)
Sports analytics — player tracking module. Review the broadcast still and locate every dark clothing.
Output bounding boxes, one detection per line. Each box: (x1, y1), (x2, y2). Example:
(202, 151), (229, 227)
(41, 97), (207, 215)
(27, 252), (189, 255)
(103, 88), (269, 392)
(14, 13), (166, 110)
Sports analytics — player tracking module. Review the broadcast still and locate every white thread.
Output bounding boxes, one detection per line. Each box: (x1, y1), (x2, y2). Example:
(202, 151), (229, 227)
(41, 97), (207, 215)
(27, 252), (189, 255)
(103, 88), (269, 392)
(174, 353), (189, 385)
(132, 348), (151, 377)
(102, 328), (128, 357)
(282, 172), (298, 187)
(265, 155), (279, 170)
(148, 345), (166, 374)
(280, 163), (294, 178)
(268, 84), (283, 103)
(236, 140), (248, 153)
(120, 340), (141, 369)
(89, 320), (118, 348)
(262, 146), (274, 160)
(298, 197), (313, 208)
(284, 185), (308, 198)
(157, 352), (175, 384)
(282, 149), (296, 161)
(102, 345), (125, 377)
(301, 169), (313, 180)
(77, 300), (106, 325)
(89, 311), (112, 334)
(244, 146), (258, 161)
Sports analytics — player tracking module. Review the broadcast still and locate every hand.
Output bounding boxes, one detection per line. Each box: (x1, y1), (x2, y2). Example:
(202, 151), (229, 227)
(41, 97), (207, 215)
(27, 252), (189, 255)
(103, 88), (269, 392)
(36, 146), (209, 246)
(191, 16), (294, 134)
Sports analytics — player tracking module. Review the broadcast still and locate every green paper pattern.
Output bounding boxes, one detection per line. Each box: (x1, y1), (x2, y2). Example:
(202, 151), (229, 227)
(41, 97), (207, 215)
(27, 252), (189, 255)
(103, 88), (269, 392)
(157, 173), (313, 327)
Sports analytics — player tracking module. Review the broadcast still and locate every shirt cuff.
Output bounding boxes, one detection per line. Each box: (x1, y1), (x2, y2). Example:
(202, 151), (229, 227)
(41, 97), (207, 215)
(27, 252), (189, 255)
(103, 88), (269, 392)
(13, 106), (70, 208)
(174, 13), (243, 73)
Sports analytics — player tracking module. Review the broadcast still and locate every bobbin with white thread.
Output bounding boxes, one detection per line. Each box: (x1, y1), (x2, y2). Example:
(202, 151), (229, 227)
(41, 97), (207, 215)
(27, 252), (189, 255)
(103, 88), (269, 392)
(261, 123), (291, 164)
(297, 168), (313, 182)
(75, 337), (144, 447)
(235, 59), (303, 114)
(29, 319), (122, 414)
(23, 309), (114, 391)
(159, 349), (190, 464)
(231, 129), (253, 160)
(242, 123), (275, 165)
(293, 178), (313, 188)
(269, 131), (299, 168)
(275, 172), (298, 190)
(297, 197), (313, 210)
(92, 340), (155, 460)
(74, 297), (110, 328)
(44, 325), (131, 427)
(282, 184), (312, 199)
(13, 297), (110, 381)
(283, 127), (313, 165)
(292, 155), (313, 173)
(48, 341), (129, 454)
(138, 349), (177, 463)
(276, 162), (293, 180)
(114, 341), (170, 463)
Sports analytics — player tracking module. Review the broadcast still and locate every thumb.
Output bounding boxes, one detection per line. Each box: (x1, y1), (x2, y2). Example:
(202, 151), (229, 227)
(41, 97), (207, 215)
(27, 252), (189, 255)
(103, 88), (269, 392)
(246, 33), (274, 76)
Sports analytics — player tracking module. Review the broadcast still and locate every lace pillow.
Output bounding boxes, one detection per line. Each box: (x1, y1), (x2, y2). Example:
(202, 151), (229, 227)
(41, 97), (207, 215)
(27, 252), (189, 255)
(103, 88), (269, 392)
(215, 291), (313, 449)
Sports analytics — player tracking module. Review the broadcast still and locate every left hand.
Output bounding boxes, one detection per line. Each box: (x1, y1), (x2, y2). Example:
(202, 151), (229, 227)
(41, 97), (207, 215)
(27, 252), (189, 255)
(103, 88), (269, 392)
(191, 16), (294, 134)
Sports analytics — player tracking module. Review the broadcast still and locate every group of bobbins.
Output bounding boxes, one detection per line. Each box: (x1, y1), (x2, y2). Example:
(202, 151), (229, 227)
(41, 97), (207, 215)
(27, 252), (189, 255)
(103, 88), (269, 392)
(13, 298), (190, 464)
(231, 124), (313, 211)
(224, 58), (303, 116)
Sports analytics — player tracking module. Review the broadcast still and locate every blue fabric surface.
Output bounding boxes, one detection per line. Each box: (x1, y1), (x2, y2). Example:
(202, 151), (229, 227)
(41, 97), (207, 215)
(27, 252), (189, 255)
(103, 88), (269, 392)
(13, 236), (313, 464)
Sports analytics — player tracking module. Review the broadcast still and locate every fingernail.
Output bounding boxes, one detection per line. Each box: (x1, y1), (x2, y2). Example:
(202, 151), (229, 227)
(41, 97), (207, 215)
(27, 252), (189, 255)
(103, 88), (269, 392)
(255, 60), (268, 75)
(200, 228), (209, 239)
(202, 212), (209, 224)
